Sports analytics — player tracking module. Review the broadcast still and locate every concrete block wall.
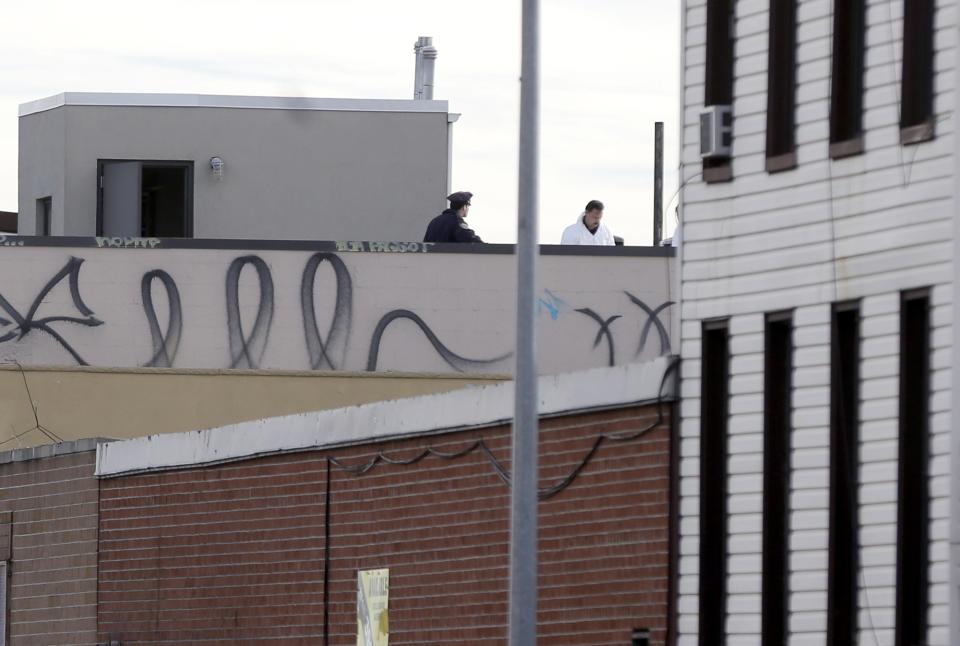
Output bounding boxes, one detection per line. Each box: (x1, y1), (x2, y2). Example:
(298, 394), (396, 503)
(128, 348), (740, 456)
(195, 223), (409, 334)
(0, 241), (674, 376)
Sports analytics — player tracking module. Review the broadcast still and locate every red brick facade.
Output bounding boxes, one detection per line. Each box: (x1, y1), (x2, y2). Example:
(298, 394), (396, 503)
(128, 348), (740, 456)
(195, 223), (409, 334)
(97, 404), (673, 645)
(0, 444), (100, 646)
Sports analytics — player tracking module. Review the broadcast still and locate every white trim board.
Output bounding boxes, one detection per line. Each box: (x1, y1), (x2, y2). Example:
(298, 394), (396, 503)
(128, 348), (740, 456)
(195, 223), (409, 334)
(96, 357), (677, 478)
(19, 92), (450, 117)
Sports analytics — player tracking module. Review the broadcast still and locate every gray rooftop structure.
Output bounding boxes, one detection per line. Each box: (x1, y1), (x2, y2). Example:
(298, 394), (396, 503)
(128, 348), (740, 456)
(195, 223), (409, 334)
(19, 92), (456, 241)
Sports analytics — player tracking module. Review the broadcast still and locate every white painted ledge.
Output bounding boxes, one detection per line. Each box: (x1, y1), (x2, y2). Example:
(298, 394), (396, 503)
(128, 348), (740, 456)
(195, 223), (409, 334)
(19, 92), (449, 117)
(96, 357), (677, 478)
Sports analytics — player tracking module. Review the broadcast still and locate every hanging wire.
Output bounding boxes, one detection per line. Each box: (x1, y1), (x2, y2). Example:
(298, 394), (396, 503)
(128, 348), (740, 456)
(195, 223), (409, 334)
(822, 5), (881, 639)
(329, 357), (679, 501)
(0, 362), (64, 447)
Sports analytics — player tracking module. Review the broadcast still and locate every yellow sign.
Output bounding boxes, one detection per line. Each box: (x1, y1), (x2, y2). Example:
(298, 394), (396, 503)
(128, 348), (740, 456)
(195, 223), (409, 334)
(357, 568), (389, 646)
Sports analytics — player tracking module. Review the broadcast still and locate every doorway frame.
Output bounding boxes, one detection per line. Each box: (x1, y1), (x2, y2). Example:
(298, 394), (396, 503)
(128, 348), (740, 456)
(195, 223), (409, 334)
(96, 159), (195, 237)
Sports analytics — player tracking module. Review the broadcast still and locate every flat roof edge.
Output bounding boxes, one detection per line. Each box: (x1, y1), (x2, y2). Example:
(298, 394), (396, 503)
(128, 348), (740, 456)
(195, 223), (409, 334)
(96, 357), (679, 478)
(19, 92), (450, 117)
(2, 236), (676, 257)
(0, 437), (113, 466)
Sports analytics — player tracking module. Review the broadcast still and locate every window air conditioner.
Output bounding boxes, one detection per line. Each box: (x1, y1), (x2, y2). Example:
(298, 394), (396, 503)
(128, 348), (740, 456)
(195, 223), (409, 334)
(700, 105), (733, 159)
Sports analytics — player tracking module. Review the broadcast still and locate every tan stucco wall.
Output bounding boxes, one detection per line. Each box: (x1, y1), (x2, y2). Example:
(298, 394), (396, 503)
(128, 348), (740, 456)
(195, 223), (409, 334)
(0, 365), (504, 448)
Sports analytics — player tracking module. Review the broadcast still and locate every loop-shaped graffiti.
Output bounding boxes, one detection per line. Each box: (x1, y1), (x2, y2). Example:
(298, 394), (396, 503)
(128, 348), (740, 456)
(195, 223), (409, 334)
(141, 270), (183, 368)
(574, 308), (622, 366)
(0, 257), (102, 365)
(301, 253), (352, 370)
(366, 309), (512, 372)
(624, 291), (674, 357)
(226, 256), (274, 369)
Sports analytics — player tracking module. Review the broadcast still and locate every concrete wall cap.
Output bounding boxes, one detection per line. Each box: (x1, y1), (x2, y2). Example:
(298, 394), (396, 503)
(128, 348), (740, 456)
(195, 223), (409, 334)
(96, 357), (678, 477)
(0, 437), (111, 465)
(19, 92), (450, 117)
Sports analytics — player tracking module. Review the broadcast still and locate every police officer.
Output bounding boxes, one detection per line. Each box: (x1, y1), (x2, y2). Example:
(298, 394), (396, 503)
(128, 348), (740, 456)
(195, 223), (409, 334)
(423, 191), (483, 243)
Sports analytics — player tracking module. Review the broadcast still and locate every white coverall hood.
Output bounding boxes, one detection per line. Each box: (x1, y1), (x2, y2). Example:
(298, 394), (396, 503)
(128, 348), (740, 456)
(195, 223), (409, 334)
(560, 212), (615, 246)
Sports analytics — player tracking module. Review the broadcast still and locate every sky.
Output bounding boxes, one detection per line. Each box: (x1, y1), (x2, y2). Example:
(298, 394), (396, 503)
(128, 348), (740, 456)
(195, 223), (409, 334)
(1, 0), (680, 245)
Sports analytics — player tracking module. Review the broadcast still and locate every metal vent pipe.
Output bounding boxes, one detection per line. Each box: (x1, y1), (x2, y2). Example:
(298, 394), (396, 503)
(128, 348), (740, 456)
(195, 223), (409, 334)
(421, 42), (437, 100)
(413, 36), (435, 100)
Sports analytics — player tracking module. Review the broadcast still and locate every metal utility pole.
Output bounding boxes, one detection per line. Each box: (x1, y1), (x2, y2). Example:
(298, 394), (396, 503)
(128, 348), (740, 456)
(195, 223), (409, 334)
(510, 0), (540, 644)
(653, 121), (664, 246)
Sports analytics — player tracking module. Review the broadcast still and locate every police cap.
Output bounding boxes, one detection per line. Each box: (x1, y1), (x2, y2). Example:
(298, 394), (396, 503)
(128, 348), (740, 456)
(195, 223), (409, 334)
(447, 191), (473, 208)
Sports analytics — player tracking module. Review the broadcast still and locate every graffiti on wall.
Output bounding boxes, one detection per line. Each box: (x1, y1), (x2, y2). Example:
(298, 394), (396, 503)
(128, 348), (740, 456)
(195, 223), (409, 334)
(574, 308), (622, 367)
(626, 291), (673, 357)
(226, 256), (275, 369)
(0, 252), (673, 373)
(0, 257), (103, 365)
(366, 310), (513, 372)
(141, 270), (182, 368)
(301, 253), (352, 371)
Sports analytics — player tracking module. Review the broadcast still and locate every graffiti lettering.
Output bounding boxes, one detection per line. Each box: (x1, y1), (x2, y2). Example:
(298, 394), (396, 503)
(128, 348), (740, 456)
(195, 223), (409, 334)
(0, 236), (24, 247)
(141, 270), (183, 368)
(96, 237), (162, 249)
(624, 292), (674, 356)
(537, 289), (569, 321)
(574, 308), (622, 367)
(366, 309), (512, 372)
(226, 256), (274, 369)
(336, 241), (434, 253)
(0, 257), (103, 365)
(301, 253), (352, 370)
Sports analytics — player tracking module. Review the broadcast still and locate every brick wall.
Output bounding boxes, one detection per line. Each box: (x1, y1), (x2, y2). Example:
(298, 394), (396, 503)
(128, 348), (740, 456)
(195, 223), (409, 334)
(0, 444), (100, 646)
(98, 404), (672, 645)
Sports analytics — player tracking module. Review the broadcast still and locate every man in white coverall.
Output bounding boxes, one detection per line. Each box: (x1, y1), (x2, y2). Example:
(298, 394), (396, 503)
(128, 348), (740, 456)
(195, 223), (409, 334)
(560, 199), (615, 245)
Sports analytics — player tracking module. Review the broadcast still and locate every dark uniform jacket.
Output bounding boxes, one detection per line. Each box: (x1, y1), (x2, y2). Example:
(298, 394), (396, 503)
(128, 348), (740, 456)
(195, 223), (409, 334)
(423, 209), (483, 243)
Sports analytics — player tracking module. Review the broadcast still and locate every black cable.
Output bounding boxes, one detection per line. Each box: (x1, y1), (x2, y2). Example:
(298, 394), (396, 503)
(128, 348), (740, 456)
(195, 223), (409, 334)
(0, 426), (40, 449)
(539, 357), (679, 500)
(328, 357), (680, 501)
(9, 362), (63, 445)
(663, 166), (703, 219)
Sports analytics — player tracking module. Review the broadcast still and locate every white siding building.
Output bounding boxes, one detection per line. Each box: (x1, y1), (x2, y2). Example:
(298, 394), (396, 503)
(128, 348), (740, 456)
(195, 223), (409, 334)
(676, 0), (955, 644)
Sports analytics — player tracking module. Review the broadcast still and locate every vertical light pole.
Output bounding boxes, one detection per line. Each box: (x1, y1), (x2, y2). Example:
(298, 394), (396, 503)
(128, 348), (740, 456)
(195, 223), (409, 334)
(653, 121), (664, 246)
(510, 0), (540, 644)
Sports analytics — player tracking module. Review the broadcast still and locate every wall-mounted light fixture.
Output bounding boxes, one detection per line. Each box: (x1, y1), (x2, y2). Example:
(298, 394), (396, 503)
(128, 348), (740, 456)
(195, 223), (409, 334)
(210, 156), (224, 180)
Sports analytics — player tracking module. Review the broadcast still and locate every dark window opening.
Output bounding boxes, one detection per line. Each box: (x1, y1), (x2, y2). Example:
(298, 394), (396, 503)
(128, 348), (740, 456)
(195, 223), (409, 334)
(704, 0), (735, 182)
(900, 0), (936, 142)
(895, 290), (930, 646)
(829, 0), (866, 156)
(766, 0), (798, 169)
(699, 320), (729, 646)
(97, 160), (193, 238)
(0, 212), (15, 234)
(762, 312), (792, 646)
(827, 302), (860, 646)
(36, 197), (51, 236)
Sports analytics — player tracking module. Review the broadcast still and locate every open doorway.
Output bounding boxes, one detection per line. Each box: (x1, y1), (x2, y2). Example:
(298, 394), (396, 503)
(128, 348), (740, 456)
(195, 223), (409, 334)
(97, 160), (193, 237)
